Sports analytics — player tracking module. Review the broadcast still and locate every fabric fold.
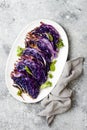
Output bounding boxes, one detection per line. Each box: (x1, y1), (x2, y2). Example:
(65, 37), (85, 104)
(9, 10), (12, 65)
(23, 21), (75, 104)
(38, 57), (84, 125)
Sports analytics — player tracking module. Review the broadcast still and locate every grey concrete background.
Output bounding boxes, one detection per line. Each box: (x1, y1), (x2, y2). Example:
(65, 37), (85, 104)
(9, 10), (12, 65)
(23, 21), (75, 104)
(0, 0), (87, 130)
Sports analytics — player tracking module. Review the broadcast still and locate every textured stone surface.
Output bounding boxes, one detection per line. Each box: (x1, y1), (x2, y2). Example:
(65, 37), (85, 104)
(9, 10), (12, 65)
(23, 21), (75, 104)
(0, 0), (87, 130)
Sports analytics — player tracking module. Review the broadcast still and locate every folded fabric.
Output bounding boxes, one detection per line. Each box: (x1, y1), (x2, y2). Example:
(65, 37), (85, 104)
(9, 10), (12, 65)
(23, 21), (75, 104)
(38, 57), (84, 125)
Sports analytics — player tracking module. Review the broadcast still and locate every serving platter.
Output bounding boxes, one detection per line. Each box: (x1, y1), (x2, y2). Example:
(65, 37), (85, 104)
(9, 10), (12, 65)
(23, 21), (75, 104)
(5, 19), (68, 103)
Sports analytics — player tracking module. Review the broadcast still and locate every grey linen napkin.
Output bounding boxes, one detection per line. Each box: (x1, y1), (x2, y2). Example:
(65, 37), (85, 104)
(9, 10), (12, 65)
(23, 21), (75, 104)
(38, 57), (84, 125)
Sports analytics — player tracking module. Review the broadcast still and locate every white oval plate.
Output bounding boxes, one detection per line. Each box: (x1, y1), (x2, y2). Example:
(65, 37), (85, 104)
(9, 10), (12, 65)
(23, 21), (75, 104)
(5, 19), (68, 103)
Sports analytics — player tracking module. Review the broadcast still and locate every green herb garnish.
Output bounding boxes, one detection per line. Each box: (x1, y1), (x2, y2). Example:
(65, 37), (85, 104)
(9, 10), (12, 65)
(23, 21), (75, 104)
(40, 81), (52, 89)
(50, 60), (57, 71)
(48, 73), (53, 78)
(17, 89), (22, 96)
(25, 66), (32, 75)
(46, 33), (53, 42)
(56, 38), (64, 49)
(17, 46), (25, 56)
